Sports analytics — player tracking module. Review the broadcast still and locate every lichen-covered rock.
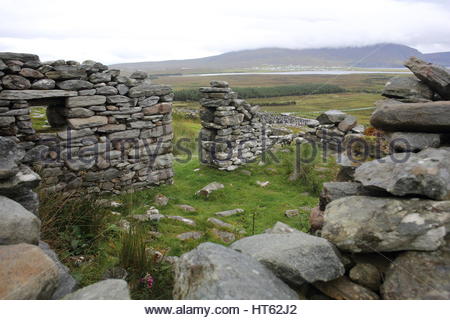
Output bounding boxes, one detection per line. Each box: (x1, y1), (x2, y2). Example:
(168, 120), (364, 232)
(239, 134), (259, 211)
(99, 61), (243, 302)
(349, 263), (382, 291)
(173, 242), (298, 300)
(381, 237), (450, 299)
(0, 244), (59, 299)
(354, 148), (450, 200)
(63, 279), (130, 300)
(322, 196), (450, 252)
(384, 131), (441, 152)
(0, 196), (41, 245)
(231, 231), (344, 286)
(317, 110), (347, 124)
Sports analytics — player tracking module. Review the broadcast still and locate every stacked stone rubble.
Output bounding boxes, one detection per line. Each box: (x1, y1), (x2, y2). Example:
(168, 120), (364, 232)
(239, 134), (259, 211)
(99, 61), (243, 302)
(199, 81), (272, 170)
(0, 52), (174, 195)
(303, 110), (365, 151)
(312, 57), (450, 299)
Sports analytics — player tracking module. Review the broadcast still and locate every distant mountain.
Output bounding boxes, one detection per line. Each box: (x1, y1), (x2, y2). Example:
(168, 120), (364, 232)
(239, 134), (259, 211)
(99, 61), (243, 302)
(111, 44), (450, 73)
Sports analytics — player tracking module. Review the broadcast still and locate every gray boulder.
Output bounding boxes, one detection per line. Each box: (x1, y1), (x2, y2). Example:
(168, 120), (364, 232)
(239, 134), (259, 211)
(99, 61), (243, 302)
(231, 231), (344, 286)
(63, 279), (130, 300)
(0, 165), (41, 198)
(322, 196), (450, 252)
(39, 241), (77, 299)
(0, 244), (59, 299)
(56, 80), (93, 90)
(317, 110), (347, 124)
(173, 242), (298, 300)
(371, 100), (450, 133)
(2, 75), (31, 90)
(385, 131), (441, 152)
(319, 182), (377, 210)
(405, 57), (450, 100)
(354, 148), (450, 200)
(381, 237), (450, 299)
(31, 79), (56, 90)
(382, 75), (434, 102)
(0, 196), (41, 245)
(0, 136), (25, 179)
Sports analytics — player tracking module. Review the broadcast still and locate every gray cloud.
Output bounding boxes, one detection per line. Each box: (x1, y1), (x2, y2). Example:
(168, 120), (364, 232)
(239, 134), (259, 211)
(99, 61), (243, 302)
(0, 0), (449, 63)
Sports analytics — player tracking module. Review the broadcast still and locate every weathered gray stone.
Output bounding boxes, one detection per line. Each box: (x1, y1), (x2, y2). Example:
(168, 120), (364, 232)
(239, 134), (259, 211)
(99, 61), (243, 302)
(66, 95), (106, 108)
(2, 75), (31, 90)
(212, 229), (235, 243)
(63, 279), (130, 300)
(349, 263), (382, 291)
(215, 208), (244, 217)
(405, 57), (450, 100)
(382, 75), (434, 102)
(108, 129), (140, 140)
(176, 231), (203, 241)
(173, 242), (298, 300)
(68, 116), (108, 129)
(0, 136), (25, 179)
(0, 244), (60, 299)
(0, 52), (39, 62)
(65, 108), (95, 118)
(96, 86), (118, 96)
(322, 196), (450, 252)
(57, 80), (93, 90)
(196, 182), (224, 197)
(0, 165), (41, 197)
(105, 95), (130, 104)
(231, 231), (344, 286)
(208, 217), (233, 229)
(210, 80), (229, 88)
(31, 79), (56, 90)
(128, 84), (172, 98)
(355, 148), (450, 200)
(45, 65), (86, 80)
(319, 182), (375, 211)
(338, 115), (357, 132)
(39, 241), (77, 299)
(130, 70), (148, 79)
(89, 72), (111, 84)
(0, 89), (77, 100)
(176, 204), (196, 212)
(317, 110), (347, 124)
(381, 237), (450, 299)
(168, 216), (196, 226)
(385, 131), (441, 152)
(314, 276), (380, 300)
(371, 100), (450, 133)
(19, 68), (44, 79)
(0, 196), (40, 245)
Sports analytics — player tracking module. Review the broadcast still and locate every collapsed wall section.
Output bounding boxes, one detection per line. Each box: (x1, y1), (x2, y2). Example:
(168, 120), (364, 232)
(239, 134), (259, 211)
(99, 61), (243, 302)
(199, 81), (272, 170)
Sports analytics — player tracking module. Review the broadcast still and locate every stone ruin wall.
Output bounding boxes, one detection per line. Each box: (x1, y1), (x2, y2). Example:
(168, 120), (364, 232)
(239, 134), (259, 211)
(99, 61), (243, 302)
(0, 52), (174, 207)
(199, 81), (273, 170)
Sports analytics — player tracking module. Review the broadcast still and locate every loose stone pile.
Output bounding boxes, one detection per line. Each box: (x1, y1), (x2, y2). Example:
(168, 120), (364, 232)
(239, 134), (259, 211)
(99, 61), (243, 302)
(302, 110), (365, 151)
(0, 52), (174, 195)
(199, 81), (273, 170)
(312, 57), (450, 299)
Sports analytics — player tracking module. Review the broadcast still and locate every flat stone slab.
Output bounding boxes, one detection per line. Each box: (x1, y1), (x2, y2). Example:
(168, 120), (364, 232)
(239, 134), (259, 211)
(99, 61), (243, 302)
(207, 217), (233, 229)
(0, 89), (77, 100)
(63, 279), (130, 300)
(176, 231), (203, 241)
(215, 208), (244, 217)
(167, 215), (196, 226)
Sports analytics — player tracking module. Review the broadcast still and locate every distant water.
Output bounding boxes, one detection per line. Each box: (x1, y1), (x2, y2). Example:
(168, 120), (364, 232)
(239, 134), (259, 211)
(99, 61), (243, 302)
(178, 68), (409, 77)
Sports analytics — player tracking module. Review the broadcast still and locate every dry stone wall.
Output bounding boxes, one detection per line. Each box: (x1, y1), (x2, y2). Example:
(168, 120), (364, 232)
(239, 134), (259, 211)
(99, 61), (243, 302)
(0, 52), (174, 196)
(199, 81), (272, 170)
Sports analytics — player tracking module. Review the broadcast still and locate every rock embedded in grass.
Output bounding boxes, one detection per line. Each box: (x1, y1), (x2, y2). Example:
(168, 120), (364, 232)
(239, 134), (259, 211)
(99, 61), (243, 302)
(215, 208), (244, 217)
(167, 215), (196, 226)
(207, 217), (233, 229)
(284, 209), (299, 217)
(195, 181), (224, 197)
(176, 204), (196, 212)
(176, 231), (203, 241)
(211, 229), (235, 243)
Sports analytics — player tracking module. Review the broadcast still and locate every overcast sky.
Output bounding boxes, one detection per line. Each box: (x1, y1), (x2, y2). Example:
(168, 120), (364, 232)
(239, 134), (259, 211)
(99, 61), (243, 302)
(1, 0), (450, 64)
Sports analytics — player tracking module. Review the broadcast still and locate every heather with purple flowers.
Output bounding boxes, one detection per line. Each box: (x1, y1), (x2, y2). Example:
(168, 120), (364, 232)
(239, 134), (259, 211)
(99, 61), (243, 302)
(141, 273), (154, 289)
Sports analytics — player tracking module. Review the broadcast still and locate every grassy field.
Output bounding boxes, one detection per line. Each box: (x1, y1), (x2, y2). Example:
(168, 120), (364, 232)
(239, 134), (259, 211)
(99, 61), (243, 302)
(39, 117), (338, 299)
(153, 73), (397, 92)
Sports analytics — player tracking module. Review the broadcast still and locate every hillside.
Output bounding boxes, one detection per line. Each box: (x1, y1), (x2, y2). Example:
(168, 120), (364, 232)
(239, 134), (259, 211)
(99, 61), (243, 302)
(111, 43), (450, 73)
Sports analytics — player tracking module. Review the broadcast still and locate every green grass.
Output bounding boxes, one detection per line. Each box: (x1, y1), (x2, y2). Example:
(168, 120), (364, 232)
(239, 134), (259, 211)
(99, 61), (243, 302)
(39, 116), (338, 299)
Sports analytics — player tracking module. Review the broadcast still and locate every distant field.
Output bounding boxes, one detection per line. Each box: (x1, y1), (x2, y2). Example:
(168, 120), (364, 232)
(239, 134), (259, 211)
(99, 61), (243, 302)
(153, 73), (398, 92)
